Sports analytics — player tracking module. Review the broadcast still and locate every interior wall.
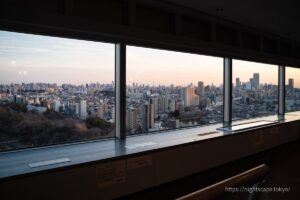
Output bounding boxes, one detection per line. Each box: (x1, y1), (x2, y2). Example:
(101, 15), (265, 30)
(1, 121), (299, 200)
(1, 1), (300, 199)
(0, 0), (300, 67)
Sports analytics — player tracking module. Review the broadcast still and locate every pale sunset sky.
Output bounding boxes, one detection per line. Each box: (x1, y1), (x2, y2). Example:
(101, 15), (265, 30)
(0, 30), (300, 87)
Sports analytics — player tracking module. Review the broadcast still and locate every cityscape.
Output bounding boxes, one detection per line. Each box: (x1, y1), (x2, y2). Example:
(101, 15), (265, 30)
(0, 72), (300, 150)
(1, 31), (300, 151)
(232, 73), (278, 120)
(126, 73), (300, 134)
(0, 82), (115, 151)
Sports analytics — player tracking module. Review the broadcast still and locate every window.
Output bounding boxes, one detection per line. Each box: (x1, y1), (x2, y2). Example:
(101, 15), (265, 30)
(285, 67), (300, 112)
(126, 46), (223, 135)
(232, 59), (278, 120)
(0, 30), (290, 152)
(0, 30), (115, 151)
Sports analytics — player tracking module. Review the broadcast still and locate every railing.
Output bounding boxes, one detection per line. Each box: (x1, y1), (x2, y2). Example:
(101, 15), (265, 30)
(176, 164), (269, 200)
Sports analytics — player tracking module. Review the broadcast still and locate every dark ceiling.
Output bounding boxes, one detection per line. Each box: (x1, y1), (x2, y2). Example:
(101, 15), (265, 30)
(163, 0), (300, 42)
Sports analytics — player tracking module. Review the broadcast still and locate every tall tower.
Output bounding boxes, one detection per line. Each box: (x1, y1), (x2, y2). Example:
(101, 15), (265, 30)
(79, 100), (87, 120)
(183, 85), (195, 106)
(142, 103), (154, 132)
(159, 96), (168, 113)
(169, 99), (177, 112)
(197, 81), (205, 97)
(236, 78), (241, 88)
(150, 97), (159, 116)
(127, 108), (138, 131)
(253, 73), (259, 89)
(289, 78), (294, 90)
(148, 103), (154, 129)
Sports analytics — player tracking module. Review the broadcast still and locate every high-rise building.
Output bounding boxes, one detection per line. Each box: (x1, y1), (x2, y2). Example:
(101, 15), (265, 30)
(150, 97), (159, 116)
(289, 78), (294, 90)
(78, 100), (87, 120)
(110, 106), (115, 122)
(191, 95), (200, 106)
(169, 99), (177, 112)
(148, 103), (155, 130)
(197, 81), (205, 97)
(142, 103), (154, 132)
(126, 108), (138, 131)
(183, 85), (195, 106)
(98, 103), (109, 119)
(253, 73), (259, 89)
(159, 96), (168, 113)
(236, 78), (241, 88)
(245, 82), (252, 90)
(183, 84), (200, 106)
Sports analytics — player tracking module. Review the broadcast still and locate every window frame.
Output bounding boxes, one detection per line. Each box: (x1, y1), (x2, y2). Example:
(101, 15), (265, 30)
(125, 44), (225, 135)
(230, 59), (281, 121)
(0, 27), (291, 152)
(0, 29), (118, 151)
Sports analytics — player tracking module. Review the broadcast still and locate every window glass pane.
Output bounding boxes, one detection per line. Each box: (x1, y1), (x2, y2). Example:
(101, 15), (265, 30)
(285, 67), (300, 112)
(126, 46), (223, 135)
(232, 59), (278, 120)
(0, 30), (115, 151)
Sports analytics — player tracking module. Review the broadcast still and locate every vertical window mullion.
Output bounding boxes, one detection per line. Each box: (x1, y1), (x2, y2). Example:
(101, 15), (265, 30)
(115, 43), (126, 139)
(223, 57), (232, 126)
(278, 65), (285, 116)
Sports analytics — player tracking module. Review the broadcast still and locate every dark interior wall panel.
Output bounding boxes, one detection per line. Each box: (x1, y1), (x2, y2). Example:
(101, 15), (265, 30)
(136, 4), (175, 34)
(182, 17), (211, 41)
(216, 25), (239, 47)
(1, 0), (300, 66)
(241, 31), (260, 51)
(295, 45), (300, 59)
(1, 0), (62, 14)
(72, 0), (128, 25)
(263, 37), (278, 55)
(280, 42), (293, 57)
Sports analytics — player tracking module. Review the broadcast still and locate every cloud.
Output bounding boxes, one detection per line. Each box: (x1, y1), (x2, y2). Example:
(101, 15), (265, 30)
(0, 46), (53, 54)
(53, 42), (113, 54)
(11, 60), (17, 66)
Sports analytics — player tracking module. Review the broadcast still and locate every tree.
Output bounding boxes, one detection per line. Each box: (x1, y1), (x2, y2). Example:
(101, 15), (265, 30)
(169, 110), (180, 119)
(85, 117), (112, 129)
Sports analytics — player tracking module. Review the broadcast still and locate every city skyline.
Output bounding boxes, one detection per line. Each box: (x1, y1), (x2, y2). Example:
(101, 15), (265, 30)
(1, 30), (299, 150)
(1, 30), (300, 87)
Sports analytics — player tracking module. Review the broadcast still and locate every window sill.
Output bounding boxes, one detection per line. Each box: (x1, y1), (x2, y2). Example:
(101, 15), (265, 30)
(1, 113), (300, 181)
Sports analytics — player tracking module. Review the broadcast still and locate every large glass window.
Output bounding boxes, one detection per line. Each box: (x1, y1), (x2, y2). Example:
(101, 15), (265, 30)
(285, 67), (300, 112)
(126, 46), (223, 135)
(0, 31), (115, 151)
(232, 60), (278, 120)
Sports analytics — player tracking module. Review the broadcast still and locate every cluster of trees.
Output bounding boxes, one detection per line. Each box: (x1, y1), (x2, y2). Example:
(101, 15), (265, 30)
(0, 104), (114, 151)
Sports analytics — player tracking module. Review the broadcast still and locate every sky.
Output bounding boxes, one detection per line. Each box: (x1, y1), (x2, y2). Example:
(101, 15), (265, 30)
(127, 46), (223, 86)
(232, 59), (278, 85)
(0, 30), (114, 85)
(1, 30), (300, 87)
(286, 67), (300, 87)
